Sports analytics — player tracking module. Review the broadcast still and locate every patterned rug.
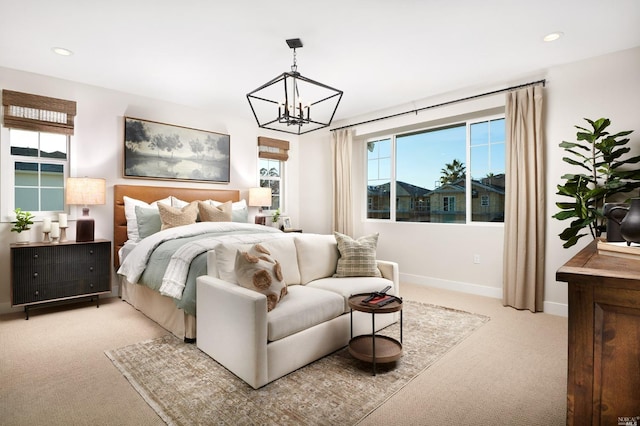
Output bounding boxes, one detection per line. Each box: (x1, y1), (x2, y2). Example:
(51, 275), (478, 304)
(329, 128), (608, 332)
(105, 301), (489, 426)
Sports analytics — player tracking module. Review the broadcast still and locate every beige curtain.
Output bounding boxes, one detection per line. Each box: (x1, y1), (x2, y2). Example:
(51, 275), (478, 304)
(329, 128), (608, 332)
(331, 129), (354, 235)
(502, 86), (545, 312)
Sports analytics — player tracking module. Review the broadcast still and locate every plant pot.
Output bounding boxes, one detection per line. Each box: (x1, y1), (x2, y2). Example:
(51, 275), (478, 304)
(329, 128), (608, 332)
(14, 230), (31, 245)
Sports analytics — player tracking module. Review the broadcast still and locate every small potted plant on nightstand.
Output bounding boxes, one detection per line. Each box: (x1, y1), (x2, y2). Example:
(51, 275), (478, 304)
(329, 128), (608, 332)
(11, 208), (34, 244)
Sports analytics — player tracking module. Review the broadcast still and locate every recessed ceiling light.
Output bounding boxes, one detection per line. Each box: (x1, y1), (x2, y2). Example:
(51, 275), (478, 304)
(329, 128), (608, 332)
(52, 47), (73, 56)
(543, 32), (564, 42)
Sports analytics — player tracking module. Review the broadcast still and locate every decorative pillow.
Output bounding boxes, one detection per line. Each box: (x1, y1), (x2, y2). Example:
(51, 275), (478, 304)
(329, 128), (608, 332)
(123, 195), (172, 242)
(235, 244), (287, 311)
(134, 205), (162, 240)
(333, 232), (382, 278)
(210, 199), (249, 223)
(197, 201), (232, 222)
(158, 201), (198, 230)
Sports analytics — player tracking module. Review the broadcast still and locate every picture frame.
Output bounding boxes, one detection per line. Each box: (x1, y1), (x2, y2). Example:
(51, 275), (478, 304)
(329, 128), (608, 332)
(280, 216), (292, 230)
(123, 117), (230, 183)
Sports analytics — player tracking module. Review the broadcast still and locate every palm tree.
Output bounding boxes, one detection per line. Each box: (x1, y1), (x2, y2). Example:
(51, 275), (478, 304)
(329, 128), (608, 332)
(440, 159), (466, 185)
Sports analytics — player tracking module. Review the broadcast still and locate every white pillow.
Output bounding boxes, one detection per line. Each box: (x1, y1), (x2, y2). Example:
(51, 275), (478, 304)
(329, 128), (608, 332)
(294, 234), (340, 284)
(123, 195), (172, 242)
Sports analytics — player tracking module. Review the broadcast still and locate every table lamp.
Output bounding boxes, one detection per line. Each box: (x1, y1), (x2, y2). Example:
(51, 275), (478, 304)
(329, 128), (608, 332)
(248, 187), (272, 225)
(65, 177), (106, 242)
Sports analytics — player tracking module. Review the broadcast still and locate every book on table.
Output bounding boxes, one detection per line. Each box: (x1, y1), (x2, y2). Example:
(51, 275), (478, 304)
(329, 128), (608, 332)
(362, 294), (394, 306)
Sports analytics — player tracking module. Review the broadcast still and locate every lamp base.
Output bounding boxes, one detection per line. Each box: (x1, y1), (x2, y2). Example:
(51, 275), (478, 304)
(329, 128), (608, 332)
(76, 210), (95, 242)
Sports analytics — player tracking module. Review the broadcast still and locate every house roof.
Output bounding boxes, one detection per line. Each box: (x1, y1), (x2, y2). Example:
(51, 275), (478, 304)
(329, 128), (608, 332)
(1, 1), (638, 122)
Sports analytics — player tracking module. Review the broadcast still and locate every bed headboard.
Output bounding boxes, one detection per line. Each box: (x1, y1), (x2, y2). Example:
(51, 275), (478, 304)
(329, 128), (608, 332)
(113, 185), (240, 268)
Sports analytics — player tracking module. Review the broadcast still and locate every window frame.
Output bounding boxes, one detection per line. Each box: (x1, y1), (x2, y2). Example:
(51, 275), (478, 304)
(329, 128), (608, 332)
(258, 156), (285, 213)
(364, 113), (505, 225)
(1, 127), (71, 222)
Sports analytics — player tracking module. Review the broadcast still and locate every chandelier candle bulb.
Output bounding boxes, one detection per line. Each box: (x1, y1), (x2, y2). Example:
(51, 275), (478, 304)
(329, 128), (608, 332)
(58, 213), (67, 228)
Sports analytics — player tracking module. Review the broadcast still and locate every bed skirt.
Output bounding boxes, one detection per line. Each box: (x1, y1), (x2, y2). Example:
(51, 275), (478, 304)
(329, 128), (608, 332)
(120, 277), (196, 341)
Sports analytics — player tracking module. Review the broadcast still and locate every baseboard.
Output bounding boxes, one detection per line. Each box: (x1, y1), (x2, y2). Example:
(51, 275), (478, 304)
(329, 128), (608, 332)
(400, 273), (569, 317)
(400, 273), (502, 299)
(543, 301), (568, 317)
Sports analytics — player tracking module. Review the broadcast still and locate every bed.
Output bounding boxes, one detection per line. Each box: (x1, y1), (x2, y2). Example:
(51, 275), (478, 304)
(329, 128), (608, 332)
(113, 184), (282, 341)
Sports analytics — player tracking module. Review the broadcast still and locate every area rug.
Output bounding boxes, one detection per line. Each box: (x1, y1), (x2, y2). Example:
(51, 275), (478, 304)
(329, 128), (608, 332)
(105, 301), (489, 426)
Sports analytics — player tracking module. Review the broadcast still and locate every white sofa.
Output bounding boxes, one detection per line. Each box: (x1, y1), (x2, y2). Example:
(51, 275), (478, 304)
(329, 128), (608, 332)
(196, 233), (400, 389)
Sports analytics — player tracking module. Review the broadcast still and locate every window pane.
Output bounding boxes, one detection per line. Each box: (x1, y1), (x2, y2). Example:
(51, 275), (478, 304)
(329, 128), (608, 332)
(367, 139), (391, 219)
(15, 188), (38, 211)
(40, 133), (67, 159)
(15, 162), (39, 186)
(42, 188), (64, 211)
(10, 129), (39, 157)
(41, 163), (64, 187)
(471, 118), (505, 222)
(396, 125), (466, 223)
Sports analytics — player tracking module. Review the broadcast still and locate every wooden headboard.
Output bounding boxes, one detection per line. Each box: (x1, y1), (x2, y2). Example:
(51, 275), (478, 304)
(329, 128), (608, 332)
(113, 185), (240, 268)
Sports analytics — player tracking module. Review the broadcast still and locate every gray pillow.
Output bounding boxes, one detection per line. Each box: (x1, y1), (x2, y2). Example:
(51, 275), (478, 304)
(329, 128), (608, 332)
(134, 205), (162, 240)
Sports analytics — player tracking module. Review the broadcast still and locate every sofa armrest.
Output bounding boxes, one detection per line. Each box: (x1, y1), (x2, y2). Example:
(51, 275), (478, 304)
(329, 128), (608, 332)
(196, 275), (268, 389)
(377, 260), (400, 296)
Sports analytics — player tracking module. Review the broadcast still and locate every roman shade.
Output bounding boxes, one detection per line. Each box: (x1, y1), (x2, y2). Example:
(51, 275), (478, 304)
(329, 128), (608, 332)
(258, 136), (289, 161)
(2, 90), (77, 135)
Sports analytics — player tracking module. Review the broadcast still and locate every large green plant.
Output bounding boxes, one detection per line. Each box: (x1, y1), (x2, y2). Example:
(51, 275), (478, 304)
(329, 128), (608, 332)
(554, 118), (640, 248)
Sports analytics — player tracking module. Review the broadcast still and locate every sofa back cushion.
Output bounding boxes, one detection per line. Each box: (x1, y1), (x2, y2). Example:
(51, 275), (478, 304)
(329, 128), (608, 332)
(215, 236), (301, 285)
(294, 234), (340, 284)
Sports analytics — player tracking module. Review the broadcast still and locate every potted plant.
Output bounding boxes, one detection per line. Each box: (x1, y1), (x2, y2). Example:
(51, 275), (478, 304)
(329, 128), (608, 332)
(553, 118), (640, 248)
(11, 208), (35, 244)
(271, 208), (281, 227)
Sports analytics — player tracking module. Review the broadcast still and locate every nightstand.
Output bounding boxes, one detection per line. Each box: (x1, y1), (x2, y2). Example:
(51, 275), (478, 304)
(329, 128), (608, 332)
(10, 239), (112, 319)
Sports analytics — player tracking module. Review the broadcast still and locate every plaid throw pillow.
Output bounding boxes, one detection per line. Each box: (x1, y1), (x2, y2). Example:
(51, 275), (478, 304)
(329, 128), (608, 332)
(333, 232), (381, 278)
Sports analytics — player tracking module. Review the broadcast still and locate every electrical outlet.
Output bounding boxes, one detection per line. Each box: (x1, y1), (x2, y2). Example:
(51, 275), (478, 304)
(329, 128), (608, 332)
(473, 254), (481, 264)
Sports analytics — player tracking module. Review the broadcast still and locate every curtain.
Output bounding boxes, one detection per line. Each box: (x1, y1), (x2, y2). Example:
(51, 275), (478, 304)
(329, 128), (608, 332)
(502, 86), (545, 312)
(331, 129), (354, 235)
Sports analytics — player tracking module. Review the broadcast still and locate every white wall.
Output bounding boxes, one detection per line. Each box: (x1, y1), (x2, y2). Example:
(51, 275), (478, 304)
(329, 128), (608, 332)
(298, 46), (640, 316)
(0, 66), (300, 312)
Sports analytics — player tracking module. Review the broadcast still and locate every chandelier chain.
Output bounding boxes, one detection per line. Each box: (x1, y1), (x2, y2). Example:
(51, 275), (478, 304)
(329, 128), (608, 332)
(291, 48), (298, 73)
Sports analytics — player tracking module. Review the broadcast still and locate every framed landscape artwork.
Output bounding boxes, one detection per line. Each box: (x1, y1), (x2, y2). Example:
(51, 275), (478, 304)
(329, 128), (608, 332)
(123, 117), (230, 183)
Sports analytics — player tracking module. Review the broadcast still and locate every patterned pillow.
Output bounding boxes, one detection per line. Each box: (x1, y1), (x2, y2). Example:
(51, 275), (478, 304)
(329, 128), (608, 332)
(333, 232), (382, 278)
(234, 244), (287, 311)
(158, 201), (198, 230)
(198, 201), (232, 222)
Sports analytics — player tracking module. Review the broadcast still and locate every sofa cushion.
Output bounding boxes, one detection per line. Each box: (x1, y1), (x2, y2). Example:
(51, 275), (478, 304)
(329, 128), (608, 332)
(216, 236), (301, 285)
(235, 244), (287, 311)
(294, 234), (340, 284)
(333, 232), (382, 278)
(266, 286), (344, 341)
(307, 276), (395, 313)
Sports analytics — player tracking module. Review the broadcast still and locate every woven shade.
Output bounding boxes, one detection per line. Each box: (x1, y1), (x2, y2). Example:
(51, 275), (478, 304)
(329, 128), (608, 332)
(258, 136), (289, 161)
(2, 90), (77, 135)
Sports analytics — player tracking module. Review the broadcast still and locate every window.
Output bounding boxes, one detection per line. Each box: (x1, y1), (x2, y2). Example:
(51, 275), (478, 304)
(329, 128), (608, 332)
(257, 137), (289, 211)
(1, 90), (75, 220)
(11, 129), (68, 212)
(366, 116), (505, 224)
(259, 158), (283, 210)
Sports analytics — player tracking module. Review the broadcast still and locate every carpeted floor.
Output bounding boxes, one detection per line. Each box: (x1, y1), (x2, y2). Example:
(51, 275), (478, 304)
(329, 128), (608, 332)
(105, 301), (489, 426)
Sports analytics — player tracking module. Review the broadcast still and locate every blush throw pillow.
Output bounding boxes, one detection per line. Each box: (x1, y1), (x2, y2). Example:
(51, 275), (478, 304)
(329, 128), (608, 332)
(158, 201), (198, 230)
(333, 232), (382, 278)
(235, 244), (287, 311)
(198, 201), (232, 222)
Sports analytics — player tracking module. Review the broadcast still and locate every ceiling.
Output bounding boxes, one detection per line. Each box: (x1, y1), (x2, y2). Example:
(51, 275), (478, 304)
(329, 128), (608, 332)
(1, 0), (639, 124)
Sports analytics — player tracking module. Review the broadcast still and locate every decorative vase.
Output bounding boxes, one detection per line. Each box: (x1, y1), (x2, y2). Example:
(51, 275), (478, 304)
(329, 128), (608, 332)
(603, 203), (628, 242)
(615, 198), (640, 246)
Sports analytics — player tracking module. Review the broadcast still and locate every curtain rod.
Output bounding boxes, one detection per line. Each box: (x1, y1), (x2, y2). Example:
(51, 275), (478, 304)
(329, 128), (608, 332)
(330, 79), (546, 132)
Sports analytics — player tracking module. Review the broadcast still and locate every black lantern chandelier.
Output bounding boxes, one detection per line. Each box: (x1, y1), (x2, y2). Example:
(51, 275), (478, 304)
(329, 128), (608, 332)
(247, 38), (343, 135)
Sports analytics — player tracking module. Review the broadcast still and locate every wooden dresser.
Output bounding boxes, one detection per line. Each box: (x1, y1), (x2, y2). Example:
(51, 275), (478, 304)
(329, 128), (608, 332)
(556, 240), (640, 425)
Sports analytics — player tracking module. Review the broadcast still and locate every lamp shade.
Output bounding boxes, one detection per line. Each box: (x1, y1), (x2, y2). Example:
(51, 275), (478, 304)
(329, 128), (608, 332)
(248, 187), (272, 207)
(65, 177), (106, 205)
